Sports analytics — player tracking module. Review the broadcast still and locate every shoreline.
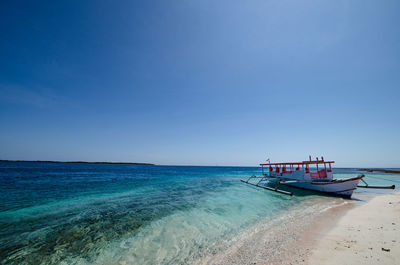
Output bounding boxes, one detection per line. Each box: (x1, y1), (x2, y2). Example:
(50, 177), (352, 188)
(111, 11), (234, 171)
(307, 193), (400, 265)
(197, 196), (355, 265)
(203, 192), (399, 265)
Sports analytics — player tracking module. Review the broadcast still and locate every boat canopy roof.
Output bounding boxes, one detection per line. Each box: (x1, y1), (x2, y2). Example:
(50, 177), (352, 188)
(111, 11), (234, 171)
(260, 156), (334, 166)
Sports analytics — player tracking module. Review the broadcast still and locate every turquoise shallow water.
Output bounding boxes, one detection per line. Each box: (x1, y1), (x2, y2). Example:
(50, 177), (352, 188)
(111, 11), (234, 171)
(0, 162), (398, 264)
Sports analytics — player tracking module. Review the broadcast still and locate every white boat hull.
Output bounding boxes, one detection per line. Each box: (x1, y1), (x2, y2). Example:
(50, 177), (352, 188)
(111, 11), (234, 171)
(281, 176), (362, 197)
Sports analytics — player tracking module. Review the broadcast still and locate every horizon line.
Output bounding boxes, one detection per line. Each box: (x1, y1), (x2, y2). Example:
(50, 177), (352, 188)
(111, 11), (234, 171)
(1, 159), (399, 169)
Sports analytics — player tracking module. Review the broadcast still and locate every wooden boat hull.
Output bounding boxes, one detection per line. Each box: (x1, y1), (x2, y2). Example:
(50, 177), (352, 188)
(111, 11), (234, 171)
(281, 176), (362, 197)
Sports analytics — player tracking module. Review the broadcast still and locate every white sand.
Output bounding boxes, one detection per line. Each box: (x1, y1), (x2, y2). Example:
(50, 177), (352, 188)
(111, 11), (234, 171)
(308, 193), (400, 265)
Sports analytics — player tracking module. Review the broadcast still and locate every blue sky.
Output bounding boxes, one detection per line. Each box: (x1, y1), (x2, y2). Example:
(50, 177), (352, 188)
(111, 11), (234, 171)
(0, 0), (399, 167)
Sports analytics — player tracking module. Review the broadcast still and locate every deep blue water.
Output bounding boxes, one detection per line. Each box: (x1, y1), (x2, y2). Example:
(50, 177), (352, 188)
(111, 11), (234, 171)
(0, 162), (398, 264)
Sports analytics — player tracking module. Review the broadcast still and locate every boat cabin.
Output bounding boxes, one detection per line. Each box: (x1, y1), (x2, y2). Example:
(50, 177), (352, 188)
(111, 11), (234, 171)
(260, 156), (334, 182)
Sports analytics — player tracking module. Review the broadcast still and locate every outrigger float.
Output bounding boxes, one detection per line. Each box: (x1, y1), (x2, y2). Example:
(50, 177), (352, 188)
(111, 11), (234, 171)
(241, 156), (395, 198)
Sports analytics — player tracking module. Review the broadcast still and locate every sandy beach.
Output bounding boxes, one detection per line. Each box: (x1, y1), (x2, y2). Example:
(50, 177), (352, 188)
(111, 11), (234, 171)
(308, 193), (400, 265)
(204, 192), (399, 265)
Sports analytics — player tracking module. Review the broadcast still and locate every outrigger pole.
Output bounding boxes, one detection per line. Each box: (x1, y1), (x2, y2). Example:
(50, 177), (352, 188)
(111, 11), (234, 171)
(240, 175), (293, 196)
(357, 177), (395, 189)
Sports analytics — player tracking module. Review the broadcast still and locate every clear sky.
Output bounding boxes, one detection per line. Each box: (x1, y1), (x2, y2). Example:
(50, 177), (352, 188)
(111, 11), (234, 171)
(0, 0), (399, 167)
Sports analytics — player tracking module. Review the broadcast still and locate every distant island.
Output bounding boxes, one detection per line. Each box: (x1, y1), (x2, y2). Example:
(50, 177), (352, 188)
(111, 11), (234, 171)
(0, 160), (155, 166)
(360, 168), (400, 174)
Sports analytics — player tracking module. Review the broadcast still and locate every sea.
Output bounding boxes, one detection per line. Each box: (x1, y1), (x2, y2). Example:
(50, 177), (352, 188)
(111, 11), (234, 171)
(0, 162), (398, 265)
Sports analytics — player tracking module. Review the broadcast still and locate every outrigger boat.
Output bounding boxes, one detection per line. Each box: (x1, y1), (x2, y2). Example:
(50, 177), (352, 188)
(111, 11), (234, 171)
(241, 156), (395, 198)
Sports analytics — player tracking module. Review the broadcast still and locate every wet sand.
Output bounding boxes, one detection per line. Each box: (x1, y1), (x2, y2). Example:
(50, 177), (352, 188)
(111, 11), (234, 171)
(308, 193), (400, 265)
(198, 197), (354, 265)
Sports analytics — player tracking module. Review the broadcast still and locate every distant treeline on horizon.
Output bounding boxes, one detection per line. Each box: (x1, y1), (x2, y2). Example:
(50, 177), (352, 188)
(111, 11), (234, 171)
(359, 168), (400, 174)
(0, 160), (155, 166)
